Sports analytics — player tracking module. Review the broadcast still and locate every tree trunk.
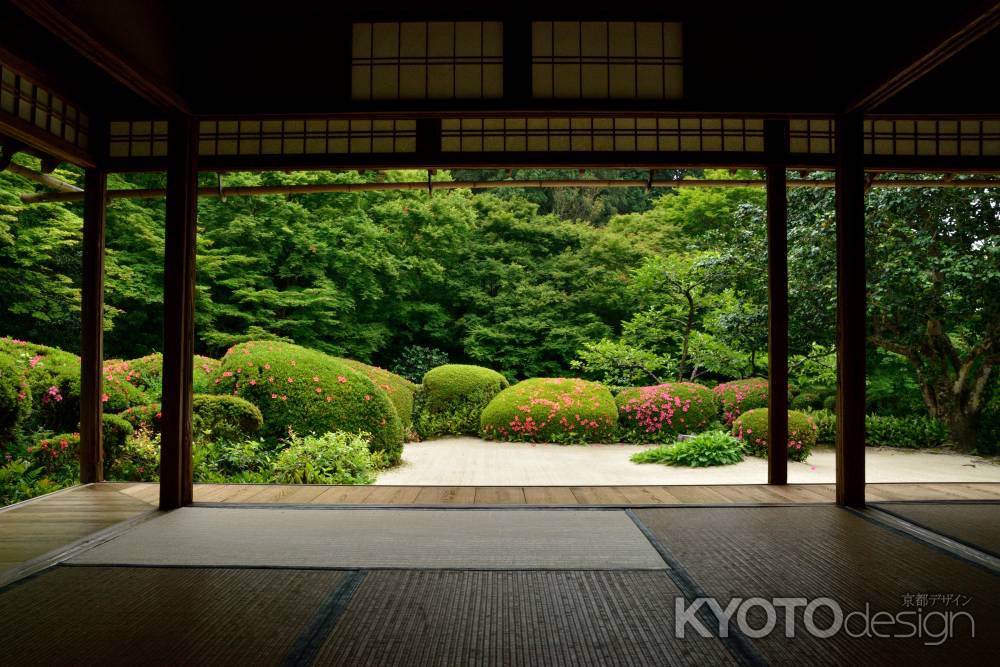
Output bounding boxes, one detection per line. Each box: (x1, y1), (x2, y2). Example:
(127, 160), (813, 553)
(942, 409), (981, 453)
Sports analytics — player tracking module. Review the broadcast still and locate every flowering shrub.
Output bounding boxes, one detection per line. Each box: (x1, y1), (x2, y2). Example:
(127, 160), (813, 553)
(615, 382), (718, 443)
(416, 364), (509, 438)
(732, 408), (817, 462)
(338, 358), (417, 433)
(480, 378), (618, 444)
(27, 432), (80, 482)
(0, 352), (32, 442)
(209, 341), (403, 463)
(631, 431), (744, 467)
(121, 353), (221, 396)
(107, 426), (159, 482)
(713, 378), (770, 425)
(117, 402), (162, 433)
(101, 359), (154, 413)
(0, 337), (80, 432)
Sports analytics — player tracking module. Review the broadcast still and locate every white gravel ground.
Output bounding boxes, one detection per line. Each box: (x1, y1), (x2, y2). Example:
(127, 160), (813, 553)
(375, 437), (1000, 486)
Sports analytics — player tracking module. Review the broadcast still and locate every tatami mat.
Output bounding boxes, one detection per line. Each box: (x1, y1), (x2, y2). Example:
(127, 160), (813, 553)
(874, 502), (1000, 556)
(0, 566), (344, 666)
(317, 570), (736, 666)
(69, 507), (667, 570)
(633, 506), (1000, 664)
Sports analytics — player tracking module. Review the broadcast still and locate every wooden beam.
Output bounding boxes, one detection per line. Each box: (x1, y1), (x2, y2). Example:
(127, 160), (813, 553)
(848, 2), (1000, 112)
(4, 161), (81, 192)
(765, 120), (789, 485)
(78, 167), (105, 484)
(835, 112), (867, 508)
(0, 115), (94, 168)
(159, 115), (198, 510)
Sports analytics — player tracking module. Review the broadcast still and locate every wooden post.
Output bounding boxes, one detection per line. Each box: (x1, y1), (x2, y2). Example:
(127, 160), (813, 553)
(79, 168), (106, 483)
(159, 115), (198, 510)
(835, 112), (867, 507)
(766, 120), (789, 485)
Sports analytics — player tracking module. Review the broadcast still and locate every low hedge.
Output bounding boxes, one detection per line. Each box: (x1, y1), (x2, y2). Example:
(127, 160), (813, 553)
(416, 364), (509, 437)
(865, 414), (947, 449)
(714, 378), (770, 425)
(0, 352), (31, 443)
(338, 358), (416, 433)
(191, 394), (264, 441)
(732, 408), (817, 462)
(119, 353), (221, 397)
(209, 341), (403, 463)
(616, 382), (718, 443)
(480, 378), (618, 444)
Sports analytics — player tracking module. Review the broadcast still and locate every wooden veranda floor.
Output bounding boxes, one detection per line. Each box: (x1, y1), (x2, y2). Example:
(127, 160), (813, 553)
(3, 481), (1000, 584)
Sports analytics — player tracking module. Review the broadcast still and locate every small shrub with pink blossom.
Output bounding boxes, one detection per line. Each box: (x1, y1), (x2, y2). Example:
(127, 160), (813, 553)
(480, 378), (618, 444)
(102, 359), (154, 413)
(713, 378), (770, 425)
(732, 408), (817, 462)
(338, 358), (417, 433)
(0, 337), (80, 432)
(121, 352), (221, 396)
(0, 352), (32, 442)
(615, 382), (718, 443)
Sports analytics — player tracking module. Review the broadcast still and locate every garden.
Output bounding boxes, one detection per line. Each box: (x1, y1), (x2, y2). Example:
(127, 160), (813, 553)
(1, 161), (998, 504)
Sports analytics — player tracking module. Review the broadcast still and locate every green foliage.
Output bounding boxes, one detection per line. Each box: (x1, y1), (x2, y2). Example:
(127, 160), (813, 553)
(27, 432), (80, 482)
(101, 412), (134, 460)
(0, 352), (31, 443)
(191, 394), (264, 442)
(616, 382), (718, 443)
(273, 431), (377, 485)
(1, 458), (63, 506)
(101, 359), (153, 413)
(804, 409), (837, 445)
(732, 408), (817, 462)
(416, 364), (508, 437)
(572, 339), (672, 386)
(0, 337), (80, 432)
(390, 345), (449, 383)
(631, 431), (744, 467)
(106, 426), (159, 482)
(209, 341), (403, 463)
(480, 378), (618, 444)
(117, 401), (162, 434)
(116, 353), (220, 397)
(713, 378), (770, 425)
(338, 358), (416, 433)
(865, 414), (947, 449)
(196, 438), (274, 479)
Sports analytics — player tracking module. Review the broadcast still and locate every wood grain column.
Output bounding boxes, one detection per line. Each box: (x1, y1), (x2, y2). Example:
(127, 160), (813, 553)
(79, 168), (106, 483)
(160, 114), (198, 510)
(766, 120), (789, 485)
(835, 112), (867, 507)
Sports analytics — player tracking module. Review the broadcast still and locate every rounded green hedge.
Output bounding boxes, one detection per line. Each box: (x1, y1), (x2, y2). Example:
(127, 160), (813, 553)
(0, 352), (32, 442)
(102, 359), (154, 414)
(732, 408), (817, 462)
(338, 358), (416, 433)
(191, 394), (264, 441)
(713, 378), (770, 425)
(0, 337), (81, 432)
(416, 364), (509, 437)
(480, 378), (618, 444)
(118, 353), (221, 397)
(209, 341), (403, 463)
(616, 382), (718, 443)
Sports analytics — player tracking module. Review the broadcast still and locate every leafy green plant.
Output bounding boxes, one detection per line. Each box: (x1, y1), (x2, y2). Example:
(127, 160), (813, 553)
(732, 408), (817, 462)
(804, 408), (836, 445)
(631, 431), (744, 467)
(416, 364), (508, 438)
(101, 412), (134, 464)
(616, 382), (718, 443)
(0, 351), (31, 443)
(273, 431), (376, 485)
(1, 458), (62, 506)
(191, 394), (264, 442)
(865, 414), (947, 449)
(0, 337), (80, 433)
(480, 377), (618, 444)
(106, 426), (159, 482)
(209, 341), (403, 464)
(195, 437), (274, 478)
(391, 346), (449, 384)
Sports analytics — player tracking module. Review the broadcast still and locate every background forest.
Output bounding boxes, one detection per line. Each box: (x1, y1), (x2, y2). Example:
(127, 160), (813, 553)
(1, 161), (998, 454)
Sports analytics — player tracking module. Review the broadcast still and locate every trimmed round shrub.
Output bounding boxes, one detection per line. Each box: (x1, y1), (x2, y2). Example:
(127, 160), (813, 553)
(193, 356), (221, 393)
(732, 408), (817, 462)
(118, 402), (162, 433)
(0, 337), (80, 432)
(102, 413), (134, 453)
(118, 353), (221, 397)
(209, 341), (403, 463)
(0, 352), (32, 443)
(713, 378), (770, 425)
(416, 364), (509, 437)
(616, 382), (718, 443)
(480, 378), (618, 444)
(338, 358), (416, 433)
(192, 394), (264, 441)
(102, 359), (154, 413)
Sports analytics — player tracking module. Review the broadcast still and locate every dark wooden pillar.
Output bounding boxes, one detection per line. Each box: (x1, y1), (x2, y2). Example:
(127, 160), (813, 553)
(160, 115), (198, 510)
(835, 112), (866, 507)
(766, 120), (789, 485)
(79, 168), (106, 483)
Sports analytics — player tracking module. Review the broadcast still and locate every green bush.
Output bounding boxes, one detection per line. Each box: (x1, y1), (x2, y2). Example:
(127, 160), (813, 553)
(480, 377), (618, 444)
(0, 352), (31, 443)
(102, 359), (153, 413)
(1, 459), (63, 506)
(120, 353), (221, 396)
(805, 408), (837, 445)
(195, 438), (273, 479)
(192, 394), (264, 442)
(0, 337), (80, 433)
(732, 408), (817, 462)
(101, 413), (134, 461)
(631, 431), (744, 467)
(27, 432), (80, 482)
(117, 402), (162, 434)
(391, 345), (449, 384)
(865, 414), (946, 449)
(416, 364), (509, 437)
(107, 427), (159, 482)
(713, 378), (770, 425)
(338, 358), (417, 433)
(209, 341), (403, 463)
(273, 431), (377, 485)
(616, 382), (718, 443)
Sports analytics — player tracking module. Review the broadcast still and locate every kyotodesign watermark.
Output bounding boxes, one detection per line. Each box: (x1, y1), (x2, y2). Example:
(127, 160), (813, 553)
(675, 595), (975, 646)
